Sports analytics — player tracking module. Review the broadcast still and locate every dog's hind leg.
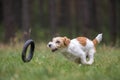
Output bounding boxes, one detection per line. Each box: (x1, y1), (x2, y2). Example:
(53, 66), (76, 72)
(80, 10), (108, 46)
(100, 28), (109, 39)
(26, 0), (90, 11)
(80, 53), (89, 65)
(87, 49), (95, 65)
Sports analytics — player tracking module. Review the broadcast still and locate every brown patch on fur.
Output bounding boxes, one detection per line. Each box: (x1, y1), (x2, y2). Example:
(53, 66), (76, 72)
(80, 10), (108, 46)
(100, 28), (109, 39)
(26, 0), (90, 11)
(77, 37), (87, 46)
(63, 37), (70, 46)
(93, 39), (98, 46)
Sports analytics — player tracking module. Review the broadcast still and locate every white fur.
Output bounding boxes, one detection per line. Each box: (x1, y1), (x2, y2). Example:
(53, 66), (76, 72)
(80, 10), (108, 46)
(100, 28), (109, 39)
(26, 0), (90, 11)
(95, 33), (102, 43)
(64, 39), (95, 65)
(48, 34), (102, 65)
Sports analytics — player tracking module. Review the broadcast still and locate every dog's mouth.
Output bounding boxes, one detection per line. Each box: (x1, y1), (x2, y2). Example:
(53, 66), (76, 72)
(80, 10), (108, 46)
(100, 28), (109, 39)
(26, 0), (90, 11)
(52, 48), (58, 52)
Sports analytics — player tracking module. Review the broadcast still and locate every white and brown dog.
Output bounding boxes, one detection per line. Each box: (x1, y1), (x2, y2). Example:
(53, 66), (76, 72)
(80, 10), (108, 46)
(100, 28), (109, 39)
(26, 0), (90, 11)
(47, 34), (102, 65)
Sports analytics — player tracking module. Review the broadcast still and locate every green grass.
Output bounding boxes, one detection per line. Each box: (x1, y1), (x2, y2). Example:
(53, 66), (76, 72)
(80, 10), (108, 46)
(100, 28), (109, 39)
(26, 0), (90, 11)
(0, 43), (120, 80)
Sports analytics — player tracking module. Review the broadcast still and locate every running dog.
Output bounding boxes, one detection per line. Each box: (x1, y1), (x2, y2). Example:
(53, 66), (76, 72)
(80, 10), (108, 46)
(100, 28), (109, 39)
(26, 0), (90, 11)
(47, 34), (102, 65)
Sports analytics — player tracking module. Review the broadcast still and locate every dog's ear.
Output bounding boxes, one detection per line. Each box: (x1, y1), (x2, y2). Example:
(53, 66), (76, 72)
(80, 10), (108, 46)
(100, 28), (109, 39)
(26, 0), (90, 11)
(63, 37), (70, 46)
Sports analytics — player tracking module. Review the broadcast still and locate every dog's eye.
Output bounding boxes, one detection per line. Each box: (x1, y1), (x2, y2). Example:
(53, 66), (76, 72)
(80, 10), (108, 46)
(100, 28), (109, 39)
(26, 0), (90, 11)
(56, 41), (60, 44)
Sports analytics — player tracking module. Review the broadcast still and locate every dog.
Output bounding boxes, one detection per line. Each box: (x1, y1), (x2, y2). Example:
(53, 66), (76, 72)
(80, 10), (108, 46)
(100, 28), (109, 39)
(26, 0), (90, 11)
(47, 33), (102, 65)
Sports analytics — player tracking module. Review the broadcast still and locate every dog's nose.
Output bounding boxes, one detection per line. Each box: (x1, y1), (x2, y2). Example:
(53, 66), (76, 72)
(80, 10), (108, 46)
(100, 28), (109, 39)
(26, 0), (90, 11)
(48, 44), (52, 47)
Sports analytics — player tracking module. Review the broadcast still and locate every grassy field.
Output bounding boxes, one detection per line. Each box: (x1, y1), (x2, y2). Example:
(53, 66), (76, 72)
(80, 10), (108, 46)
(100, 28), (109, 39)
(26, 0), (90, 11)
(0, 43), (120, 80)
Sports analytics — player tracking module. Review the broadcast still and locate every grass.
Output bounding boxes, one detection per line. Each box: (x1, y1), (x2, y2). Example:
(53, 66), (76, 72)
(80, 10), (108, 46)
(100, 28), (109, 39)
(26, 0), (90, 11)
(0, 43), (120, 80)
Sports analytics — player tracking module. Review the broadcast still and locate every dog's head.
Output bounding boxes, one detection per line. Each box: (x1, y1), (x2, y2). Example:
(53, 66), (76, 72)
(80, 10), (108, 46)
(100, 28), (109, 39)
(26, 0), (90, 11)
(47, 37), (70, 52)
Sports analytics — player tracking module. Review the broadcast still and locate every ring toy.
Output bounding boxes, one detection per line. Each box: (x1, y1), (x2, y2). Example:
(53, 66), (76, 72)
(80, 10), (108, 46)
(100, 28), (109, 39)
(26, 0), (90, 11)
(22, 39), (35, 62)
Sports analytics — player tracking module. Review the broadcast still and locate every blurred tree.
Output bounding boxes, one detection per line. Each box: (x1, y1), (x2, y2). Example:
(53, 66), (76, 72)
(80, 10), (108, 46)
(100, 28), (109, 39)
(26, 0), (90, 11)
(91, 0), (102, 31)
(14, 0), (22, 29)
(109, 0), (117, 45)
(66, 0), (75, 37)
(2, 0), (16, 43)
(81, 0), (91, 36)
(116, 0), (120, 39)
(75, 0), (82, 36)
(49, 0), (57, 37)
(59, 0), (68, 26)
(0, 0), (119, 45)
(38, 0), (44, 26)
(0, 0), (3, 23)
(22, 0), (33, 41)
(91, 0), (97, 30)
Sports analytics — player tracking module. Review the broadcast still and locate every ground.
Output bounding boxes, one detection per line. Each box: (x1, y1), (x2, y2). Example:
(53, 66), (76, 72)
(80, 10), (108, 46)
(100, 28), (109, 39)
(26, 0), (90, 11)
(0, 43), (120, 80)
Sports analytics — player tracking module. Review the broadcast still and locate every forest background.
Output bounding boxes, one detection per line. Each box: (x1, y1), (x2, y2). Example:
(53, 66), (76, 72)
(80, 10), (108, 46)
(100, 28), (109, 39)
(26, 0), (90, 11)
(0, 0), (120, 46)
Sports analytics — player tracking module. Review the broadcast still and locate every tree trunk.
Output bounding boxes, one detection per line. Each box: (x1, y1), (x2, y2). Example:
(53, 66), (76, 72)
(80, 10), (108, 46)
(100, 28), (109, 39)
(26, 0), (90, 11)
(13, 0), (22, 29)
(0, 0), (3, 23)
(22, 0), (33, 41)
(2, 0), (16, 43)
(38, 0), (44, 27)
(67, 0), (75, 37)
(82, 0), (90, 35)
(49, 0), (57, 37)
(109, 0), (117, 45)
(75, 0), (83, 36)
(91, 0), (97, 30)
(91, 0), (102, 32)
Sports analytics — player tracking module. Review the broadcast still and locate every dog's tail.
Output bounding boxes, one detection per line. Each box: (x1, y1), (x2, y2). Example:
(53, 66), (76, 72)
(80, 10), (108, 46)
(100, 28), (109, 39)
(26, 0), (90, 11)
(93, 33), (103, 46)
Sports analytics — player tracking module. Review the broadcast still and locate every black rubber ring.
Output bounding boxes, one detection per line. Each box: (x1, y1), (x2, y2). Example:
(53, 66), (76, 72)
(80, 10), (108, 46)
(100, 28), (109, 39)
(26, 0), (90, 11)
(22, 39), (35, 62)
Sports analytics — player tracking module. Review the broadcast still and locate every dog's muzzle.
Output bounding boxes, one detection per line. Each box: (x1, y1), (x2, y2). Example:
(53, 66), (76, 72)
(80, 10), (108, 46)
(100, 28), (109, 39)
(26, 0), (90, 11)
(47, 42), (58, 52)
(48, 44), (52, 48)
(52, 48), (58, 52)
